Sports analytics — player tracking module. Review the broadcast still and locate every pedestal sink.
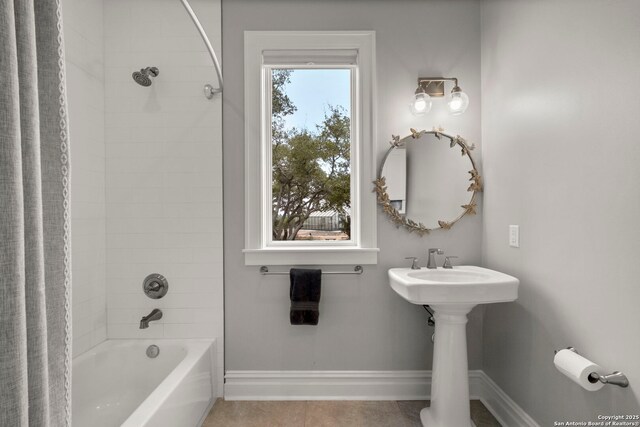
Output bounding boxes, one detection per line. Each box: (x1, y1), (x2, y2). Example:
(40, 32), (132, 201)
(389, 266), (519, 427)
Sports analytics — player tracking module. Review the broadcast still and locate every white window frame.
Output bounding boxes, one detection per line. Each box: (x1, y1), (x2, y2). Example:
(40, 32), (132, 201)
(243, 31), (378, 266)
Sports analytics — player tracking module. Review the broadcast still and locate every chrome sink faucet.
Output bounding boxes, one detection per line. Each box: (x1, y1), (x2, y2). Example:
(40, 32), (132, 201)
(140, 308), (163, 329)
(427, 248), (444, 269)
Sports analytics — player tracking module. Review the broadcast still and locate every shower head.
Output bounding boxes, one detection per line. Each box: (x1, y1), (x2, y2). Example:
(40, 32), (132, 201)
(132, 67), (159, 87)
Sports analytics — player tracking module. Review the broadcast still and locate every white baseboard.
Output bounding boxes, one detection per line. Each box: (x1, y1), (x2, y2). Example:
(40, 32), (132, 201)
(470, 371), (540, 427)
(225, 370), (432, 401)
(224, 369), (538, 426)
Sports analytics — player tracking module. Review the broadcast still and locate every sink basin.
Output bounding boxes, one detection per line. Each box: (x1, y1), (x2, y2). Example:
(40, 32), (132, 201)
(389, 265), (519, 305)
(389, 265), (519, 427)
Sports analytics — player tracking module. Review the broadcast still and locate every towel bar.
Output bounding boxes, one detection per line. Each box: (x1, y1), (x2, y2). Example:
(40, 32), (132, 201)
(259, 265), (363, 275)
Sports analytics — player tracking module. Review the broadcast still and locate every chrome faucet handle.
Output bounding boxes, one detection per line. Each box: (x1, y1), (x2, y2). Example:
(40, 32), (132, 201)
(427, 248), (444, 269)
(443, 256), (458, 269)
(405, 257), (420, 270)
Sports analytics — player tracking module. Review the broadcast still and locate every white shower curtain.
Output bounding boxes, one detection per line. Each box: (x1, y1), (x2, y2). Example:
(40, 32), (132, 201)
(0, 0), (72, 425)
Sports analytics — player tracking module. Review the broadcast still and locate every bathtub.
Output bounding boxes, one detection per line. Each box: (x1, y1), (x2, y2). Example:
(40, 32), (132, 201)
(72, 339), (215, 427)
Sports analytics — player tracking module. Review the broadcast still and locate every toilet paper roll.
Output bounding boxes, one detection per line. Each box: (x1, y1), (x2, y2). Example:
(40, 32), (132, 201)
(554, 349), (605, 391)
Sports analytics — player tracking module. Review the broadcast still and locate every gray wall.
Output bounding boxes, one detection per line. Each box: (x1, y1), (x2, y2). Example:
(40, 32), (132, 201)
(481, 0), (640, 423)
(222, 0), (484, 371)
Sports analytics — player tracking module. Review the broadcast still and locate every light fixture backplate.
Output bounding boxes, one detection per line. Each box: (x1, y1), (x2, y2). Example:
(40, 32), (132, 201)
(417, 77), (458, 98)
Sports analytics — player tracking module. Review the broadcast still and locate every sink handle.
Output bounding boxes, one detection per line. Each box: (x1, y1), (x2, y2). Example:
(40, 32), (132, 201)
(443, 256), (458, 269)
(405, 257), (420, 270)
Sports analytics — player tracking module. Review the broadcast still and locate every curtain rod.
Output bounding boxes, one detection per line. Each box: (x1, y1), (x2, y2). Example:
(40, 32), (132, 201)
(179, 0), (223, 97)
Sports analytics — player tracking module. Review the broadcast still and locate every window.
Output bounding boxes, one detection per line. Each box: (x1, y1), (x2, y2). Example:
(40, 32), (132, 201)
(270, 68), (352, 242)
(244, 31), (378, 265)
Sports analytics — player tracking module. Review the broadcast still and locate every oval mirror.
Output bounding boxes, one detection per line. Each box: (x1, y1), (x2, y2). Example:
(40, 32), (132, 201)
(374, 128), (481, 235)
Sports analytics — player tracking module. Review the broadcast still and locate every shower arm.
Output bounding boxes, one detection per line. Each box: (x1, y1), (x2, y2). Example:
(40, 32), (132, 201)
(179, 0), (223, 98)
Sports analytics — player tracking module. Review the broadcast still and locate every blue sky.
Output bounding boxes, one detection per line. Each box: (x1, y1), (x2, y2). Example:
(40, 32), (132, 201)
(280, 69), (351, 131)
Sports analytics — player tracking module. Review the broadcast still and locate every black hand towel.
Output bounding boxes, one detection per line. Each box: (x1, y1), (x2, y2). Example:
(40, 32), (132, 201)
(289, 268), (322, 325)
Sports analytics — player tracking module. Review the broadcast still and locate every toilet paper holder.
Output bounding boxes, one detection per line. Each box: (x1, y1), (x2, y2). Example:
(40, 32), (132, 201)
(554, 347), (629, 388)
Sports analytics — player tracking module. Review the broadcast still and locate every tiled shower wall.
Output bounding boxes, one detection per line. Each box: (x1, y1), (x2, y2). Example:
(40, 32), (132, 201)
(64, 0), (107, 357)
(104, 0), (223, 394)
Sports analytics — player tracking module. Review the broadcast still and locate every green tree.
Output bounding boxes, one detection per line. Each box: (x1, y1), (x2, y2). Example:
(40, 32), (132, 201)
(271, 70), (351, 240)
(271, 69), (297, 117)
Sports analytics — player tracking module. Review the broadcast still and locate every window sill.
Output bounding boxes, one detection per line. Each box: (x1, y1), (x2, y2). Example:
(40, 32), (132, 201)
(243, 247), (379, 266)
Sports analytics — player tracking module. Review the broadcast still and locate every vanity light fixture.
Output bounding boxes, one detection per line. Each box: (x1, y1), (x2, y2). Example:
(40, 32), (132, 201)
(410, 77), (469, 116)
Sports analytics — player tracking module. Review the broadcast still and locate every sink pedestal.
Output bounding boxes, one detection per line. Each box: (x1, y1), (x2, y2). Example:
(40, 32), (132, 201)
(387, 266), (519, 427)
(420, 304), (475, 427)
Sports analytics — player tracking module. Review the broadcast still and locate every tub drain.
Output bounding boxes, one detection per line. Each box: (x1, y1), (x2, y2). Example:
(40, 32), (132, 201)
(146, 344), (160, 358)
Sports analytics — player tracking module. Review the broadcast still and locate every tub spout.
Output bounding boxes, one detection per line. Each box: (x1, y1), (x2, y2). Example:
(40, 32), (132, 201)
(140, 308), (163, 329)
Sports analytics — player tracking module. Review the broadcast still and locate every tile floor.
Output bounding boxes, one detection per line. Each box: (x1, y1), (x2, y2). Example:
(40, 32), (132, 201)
(202, 399), (501, 427)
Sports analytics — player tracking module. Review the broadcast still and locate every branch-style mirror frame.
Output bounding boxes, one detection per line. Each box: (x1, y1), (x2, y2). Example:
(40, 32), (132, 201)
(374, 128), (482, 235)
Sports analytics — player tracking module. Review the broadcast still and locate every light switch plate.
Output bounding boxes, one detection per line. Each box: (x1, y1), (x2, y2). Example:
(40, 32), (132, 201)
(509, 225), (520, 248)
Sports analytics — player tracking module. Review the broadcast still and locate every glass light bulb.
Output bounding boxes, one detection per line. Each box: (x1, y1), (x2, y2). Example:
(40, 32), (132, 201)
(447, 91), (469, 115)
(410, 92), (432, 116)
(449, 97), (464, 111)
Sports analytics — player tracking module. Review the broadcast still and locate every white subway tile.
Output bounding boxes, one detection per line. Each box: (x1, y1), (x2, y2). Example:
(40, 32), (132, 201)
(107, 203), (163, 219)
(162, 202), (222, 219)
(159, 188), (220, 205)
(104, 0), (223, 352)
(168, 293), (220, 309)
(163, 323), (216, 339)
(108, 292), (166, 309)
(73, 300), (92, 321)
(106, 142), (163, 159)
(108, 323), (164, 339)
(162, 232), (221, 249)
(107, 217), (166, 234)
(161, 264), (221, 280)
(162, 143), (220, 161)
(161, 308), (218, 324)
(107, 233), (166, 249)
(160, 217), (220, 234)
(107, 172), (162, 189)
(107, 262), (169, 279)
(74, 314), (94, 338)
(108, 308), (144, 324)
(73, 333), (94, 357)
(107, 187), (163, 204)
(92, 326), (107, 346)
